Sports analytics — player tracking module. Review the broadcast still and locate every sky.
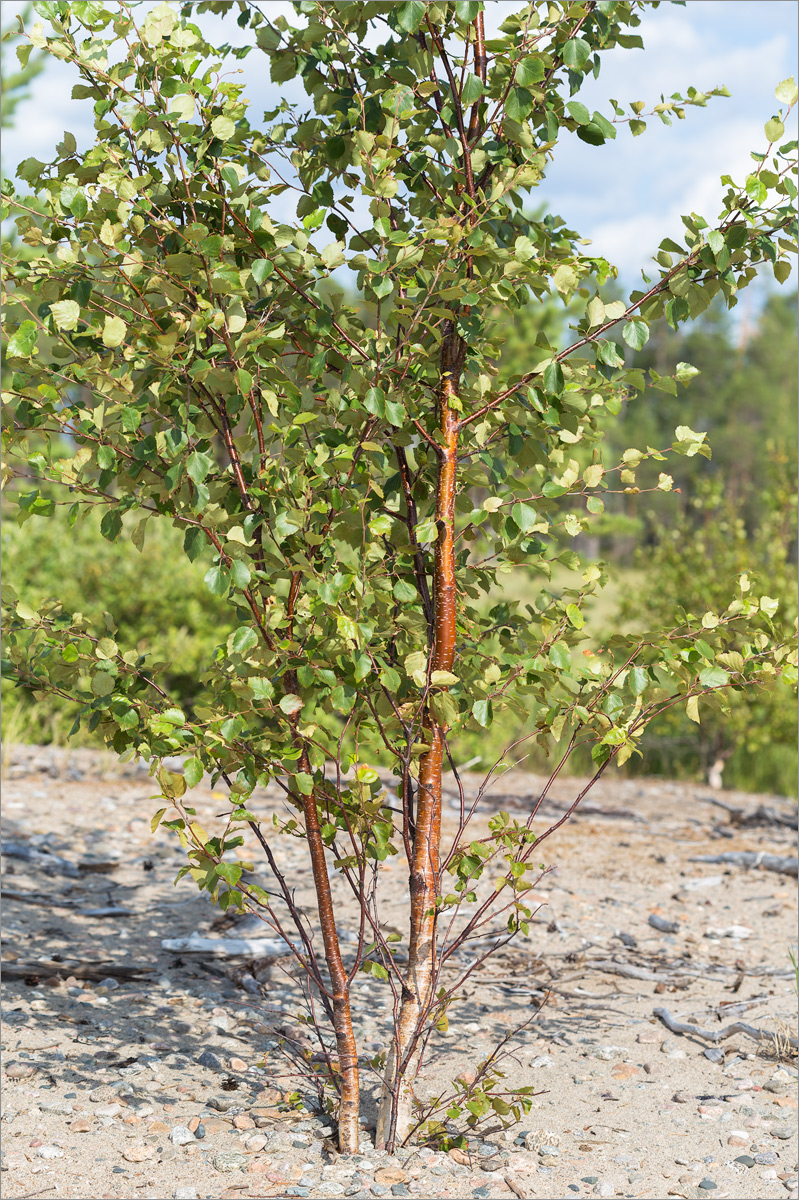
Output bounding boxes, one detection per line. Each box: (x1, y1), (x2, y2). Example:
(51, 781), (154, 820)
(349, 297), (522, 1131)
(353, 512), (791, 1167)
(1, 0), (797, 289)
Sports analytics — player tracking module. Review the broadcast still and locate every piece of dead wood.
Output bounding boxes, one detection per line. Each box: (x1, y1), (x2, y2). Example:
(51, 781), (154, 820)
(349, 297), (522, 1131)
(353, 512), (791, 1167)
(2, 959), (153, 981)
(491, 793), (646, 822)
(654, 1005), (799, 1050)
(162, 931), (287, 956)
(2, 889), (131, 917)
(696, 795), (796, 829)
(690, 851), (798, 876)
(1, 843), (119, 876)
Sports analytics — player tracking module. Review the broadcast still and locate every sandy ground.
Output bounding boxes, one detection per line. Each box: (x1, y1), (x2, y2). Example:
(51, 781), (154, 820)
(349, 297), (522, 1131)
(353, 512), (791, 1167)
(1, 743), (797, 1200)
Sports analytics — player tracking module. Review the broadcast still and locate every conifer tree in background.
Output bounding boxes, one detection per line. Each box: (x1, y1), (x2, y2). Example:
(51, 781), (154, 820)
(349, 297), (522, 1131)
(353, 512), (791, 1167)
(2, 0), (796, 1151)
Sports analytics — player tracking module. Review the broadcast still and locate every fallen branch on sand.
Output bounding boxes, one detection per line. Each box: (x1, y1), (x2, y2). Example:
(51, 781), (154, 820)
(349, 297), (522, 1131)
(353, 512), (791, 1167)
(689, 851), (798, 876)
(653, 1005), (798, 1049)
(1, 959), (153, 981)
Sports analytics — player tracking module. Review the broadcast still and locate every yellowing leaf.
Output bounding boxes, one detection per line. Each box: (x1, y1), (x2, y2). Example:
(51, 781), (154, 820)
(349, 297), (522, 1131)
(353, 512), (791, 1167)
(685, 694), (700, 724)
(102, 315), (126, 348)
(49, 299), (80, 330)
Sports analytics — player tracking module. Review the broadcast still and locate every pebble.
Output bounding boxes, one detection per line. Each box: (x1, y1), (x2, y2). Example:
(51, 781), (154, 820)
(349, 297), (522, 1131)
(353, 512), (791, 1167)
(208, 1096), (238, 1112)
(727, 1132), (749, 1146)
(39, 1099), (74, 1115)
(772, 1126), (795, 1140)
(168, 1125), (195, 1146)
(89, 1085), (119, 1104)
(214, 1151), (248, 1173)
(734, 1155), (756, 1167)
(756, 1152), (779, 1165)
(197, 1050), (222, 1071)
(593, 1182), (614, 1197)
(35, 1145), (64, 1159)
(69, 1119), (92, 1133)
(5, 1063), (37, 1079)
(123, 1146), (154, 1162)
(661, 1041), (686, 1059)
(173, 1190), (199, 1199)
(698, 1180), (718, 1191)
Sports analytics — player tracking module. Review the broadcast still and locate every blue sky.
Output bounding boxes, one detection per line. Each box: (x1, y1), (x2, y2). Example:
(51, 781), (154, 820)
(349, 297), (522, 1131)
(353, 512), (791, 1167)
(2, 1), (796, 287)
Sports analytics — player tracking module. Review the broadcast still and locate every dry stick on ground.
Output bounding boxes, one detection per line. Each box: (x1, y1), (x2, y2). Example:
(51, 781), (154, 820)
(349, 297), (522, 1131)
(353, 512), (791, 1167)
(689, 852), (798, 876)
(654, 1006), (799, 1050)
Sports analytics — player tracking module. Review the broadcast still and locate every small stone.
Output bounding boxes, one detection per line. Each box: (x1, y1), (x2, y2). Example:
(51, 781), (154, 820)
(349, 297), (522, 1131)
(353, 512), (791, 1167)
(148, 1121), (170, 1135)
(592, 1046), (625, 1062)
(755, 1152), (779, 1165)
(228, 1057), (248, 1071)
(6, 1063), (37, 1080)
(661, 1041), (686, 1060)
(734, 1156), (755, 1167)
(36, 1145), (64, 1159)
(89, 1085), (118, 1103)
(69, 1119), (92, 1133)
(375, 1169), (409, 1185)
(173, 1189), (199, 1199)
(673, 1092), (692, 1104)
(208, 1096), (238, 1112)
(593, 1182), (614, 1198)
(728, 1133), (749, 1146)
(611, 1063), (639, 1080)
(703, 1048), (725, 1064)
(637, 1029), (662, 1044)
(169, 1125), (195, 1146)
(213, 1151), (248, 1173)
(233, 1113), (255, 1130)
(698, 1180), (718, 1191)
(371, 1186), (389, 1197)
(245, 1134), (267, 1152)
(197, 1051), (223, 1071)
(772, 1126), (795, 1140)
(39, 1099), (74, 1115)
(194, 1124), (206, 1140)
(123, 1146), (155, 1162)
(390, 1187), (411, 1198)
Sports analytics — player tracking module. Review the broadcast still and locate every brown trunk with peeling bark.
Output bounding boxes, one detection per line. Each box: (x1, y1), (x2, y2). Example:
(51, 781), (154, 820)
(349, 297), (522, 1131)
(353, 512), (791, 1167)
(376, 323), (464, 1150)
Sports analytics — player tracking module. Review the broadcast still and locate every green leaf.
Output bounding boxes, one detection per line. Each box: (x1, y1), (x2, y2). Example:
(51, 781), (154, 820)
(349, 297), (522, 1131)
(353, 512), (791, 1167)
(516, 57), (545, 86)
(396, 0), (426, 32)
(184, 757), (204, 788)
(549, 642), (571, 671)
(685, 694), (700, 724)
(252, 258), (274, 285)
(6, 320), (38, 358)
(622, 319), (648, 350)
(562, 38), (591, 69)
(698, 665), (730, 688)
(565, 604), (584, 630)
(566, 100), (590, 125)
(472, 698), (492, 727)
(506, 87), (534, 121)
(231, 626), (258, 654)
(211, 115), (236, 141)
(455, 0), (480, 20)
(628, 666), (648, 694)
(511, 502), (537, 533)
(765, 118), (785, 143)
(204, 565), (229, 596)
(279, 694), (303, 716)
(393, 579), (418, 603)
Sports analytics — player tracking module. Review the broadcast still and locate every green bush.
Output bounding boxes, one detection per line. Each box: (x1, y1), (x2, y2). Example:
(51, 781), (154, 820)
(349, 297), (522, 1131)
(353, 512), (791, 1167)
(1, 507), (232, 744)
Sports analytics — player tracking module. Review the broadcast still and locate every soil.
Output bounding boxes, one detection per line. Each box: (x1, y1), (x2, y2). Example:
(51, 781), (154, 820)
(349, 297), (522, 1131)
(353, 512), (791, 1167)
(1, 743), (797, 1200)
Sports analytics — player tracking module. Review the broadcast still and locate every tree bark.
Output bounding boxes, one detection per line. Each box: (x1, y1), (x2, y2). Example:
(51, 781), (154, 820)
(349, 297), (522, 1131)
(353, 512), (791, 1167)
(285, 574), (359, 1153)
(376, 323), (464, 1150)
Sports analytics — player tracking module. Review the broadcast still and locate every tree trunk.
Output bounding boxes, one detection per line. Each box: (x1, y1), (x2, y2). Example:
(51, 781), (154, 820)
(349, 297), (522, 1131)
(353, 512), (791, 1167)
(376, 324), (463, 1150)
(300, 775), (360, 1152)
